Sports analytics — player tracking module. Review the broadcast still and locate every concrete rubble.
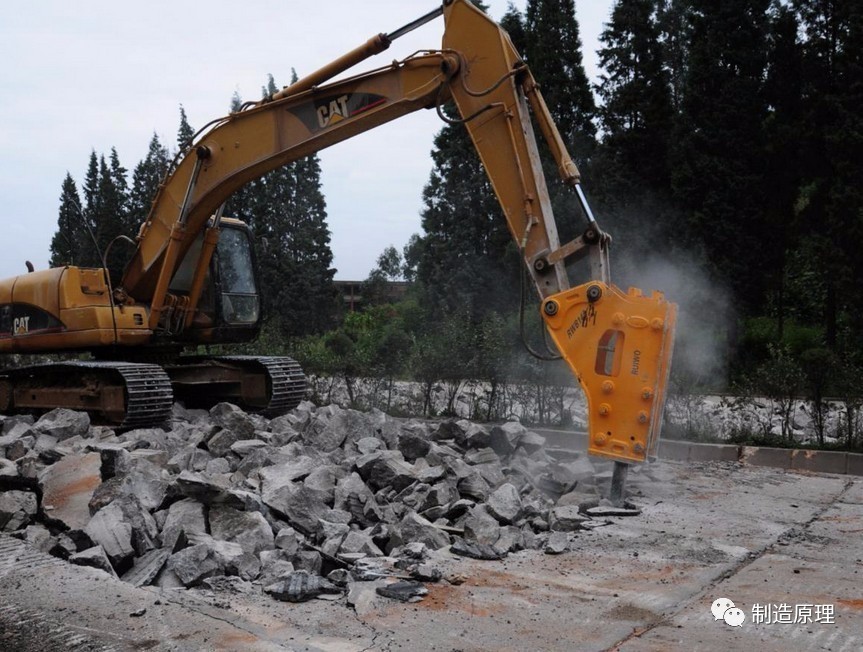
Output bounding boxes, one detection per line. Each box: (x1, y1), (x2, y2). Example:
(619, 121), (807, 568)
(0, 402), (619, 608)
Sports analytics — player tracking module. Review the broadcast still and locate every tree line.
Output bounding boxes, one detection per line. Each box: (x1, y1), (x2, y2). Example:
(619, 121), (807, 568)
(49, 0), (863, 445)
(51, 77), (338, 338)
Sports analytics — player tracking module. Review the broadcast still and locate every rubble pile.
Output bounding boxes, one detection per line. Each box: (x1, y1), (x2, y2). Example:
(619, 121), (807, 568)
(0, 402), (619, 605)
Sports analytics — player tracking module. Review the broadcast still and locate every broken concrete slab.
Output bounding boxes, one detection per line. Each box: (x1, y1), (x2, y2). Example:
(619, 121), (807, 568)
(210, 505), (275, 555)
(339, 529), (384, 558)
(34, 408), (91, 441)
(355, 450), (417, 492)
(396, 430), (431, 462)
(89, 458), (168, 513)
(264, 570), (341, 602)
(549, 505), (590, 531)
(38, 452), (102, 531)
(167, 542), (226, 587)
(584, 505), (642, 518)
(544, 531), (569, 554)
(376, 579), (428, 602)
(0, 489), (38, 531)
(69, 545), (119, 577)
(159, 498), (207, 551)
(450, 538), (505, 561)
(121, 548), (169, 587)
(263, 483), (331, 535)
(84, 502), (135, 570)
(209, 402), (257, 439)
(485, 483), (523, 524)
(388, 511), (451, 551)
(206, 428), (241, 458)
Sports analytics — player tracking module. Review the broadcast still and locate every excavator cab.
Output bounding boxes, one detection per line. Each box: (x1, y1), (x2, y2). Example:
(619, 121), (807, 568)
(169, 219), (262, 344)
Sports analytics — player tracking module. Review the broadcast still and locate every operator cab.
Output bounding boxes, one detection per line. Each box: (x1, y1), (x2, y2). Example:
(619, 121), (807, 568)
(169, 218), (262, 343)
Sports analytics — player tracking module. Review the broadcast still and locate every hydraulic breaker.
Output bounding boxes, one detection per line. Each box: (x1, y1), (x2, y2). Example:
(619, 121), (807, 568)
(541, 282), (677, 464)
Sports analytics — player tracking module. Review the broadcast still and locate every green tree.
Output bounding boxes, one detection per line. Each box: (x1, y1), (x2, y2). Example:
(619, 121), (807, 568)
(793, 0), (863, 348)
(412, 114), (519, 320)
(763, 4), (804, 341)
(50, 173), (84, 267)
(670, 0), (771, 314)
(177, 104), (195, 152)
(363, 246), (404, 306)
(596, 0), (673, 191)
(225, 76), (337, 338)
(128, 133), (170, 236)
(592, 0), (676, 275)
(524, 0), (597, 160)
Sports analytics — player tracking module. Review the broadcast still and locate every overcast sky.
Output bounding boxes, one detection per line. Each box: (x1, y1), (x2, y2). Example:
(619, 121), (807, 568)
(0, 1), (613, 282)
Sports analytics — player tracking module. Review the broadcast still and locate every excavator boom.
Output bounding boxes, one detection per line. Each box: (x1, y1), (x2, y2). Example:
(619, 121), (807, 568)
(1, 0), (676, 471)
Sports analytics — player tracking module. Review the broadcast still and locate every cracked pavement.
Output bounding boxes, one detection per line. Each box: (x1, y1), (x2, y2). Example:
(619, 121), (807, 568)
(2, 460), (861, 651)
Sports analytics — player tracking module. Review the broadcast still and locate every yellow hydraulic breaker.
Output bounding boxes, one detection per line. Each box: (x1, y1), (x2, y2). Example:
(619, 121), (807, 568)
(541, 281), (677, 464)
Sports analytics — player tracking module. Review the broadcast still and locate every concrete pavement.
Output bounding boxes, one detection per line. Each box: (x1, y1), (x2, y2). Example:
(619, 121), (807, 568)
(1, 461), (860, 651)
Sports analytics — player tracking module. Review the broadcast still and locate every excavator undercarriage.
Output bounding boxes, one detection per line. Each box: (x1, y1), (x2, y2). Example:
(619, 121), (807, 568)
(0, 355), (306, 428)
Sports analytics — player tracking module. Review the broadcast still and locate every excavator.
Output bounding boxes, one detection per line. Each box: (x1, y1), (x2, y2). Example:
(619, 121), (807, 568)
(0, 0), (675, 496)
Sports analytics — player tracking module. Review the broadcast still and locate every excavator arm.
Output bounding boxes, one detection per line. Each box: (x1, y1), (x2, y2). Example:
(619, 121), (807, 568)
(117, 0), (676, 468)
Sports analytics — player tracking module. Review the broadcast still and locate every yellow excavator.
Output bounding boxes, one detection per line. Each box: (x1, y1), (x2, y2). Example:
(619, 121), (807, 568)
(0, 0), (675, 493)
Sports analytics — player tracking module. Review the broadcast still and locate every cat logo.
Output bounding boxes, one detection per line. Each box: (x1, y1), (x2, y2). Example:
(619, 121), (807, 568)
(13, 316), (30, 335)
(316, 95), (350, 129)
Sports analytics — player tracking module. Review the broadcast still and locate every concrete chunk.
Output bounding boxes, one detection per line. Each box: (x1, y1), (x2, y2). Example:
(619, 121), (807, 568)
(0, 490), (38, 531)
(167, 543), (226, 587)
(209, 403), (257, 439)
(356, 451), (417, 492)
(464, 504), (502, 545)
(264, 570), (340, 602)
(84, 503), (135, 570)
(550, 505), (590, 532)
(209, 505), (275, 555)
(263, 483), (330, 535)
(70, 545), (119, 577)
(450, 538), (505, 560)
(35, 408), (90, 440)
(159, 498), (207, 551)
(121, 548), (170, 587)
(486, 483), (523, 524)
(38, 452), (102, 531)
(376, 579), (428, 602)
(388, 511), (450, 551)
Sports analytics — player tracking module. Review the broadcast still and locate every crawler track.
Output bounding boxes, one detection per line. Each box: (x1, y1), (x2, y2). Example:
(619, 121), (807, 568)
(0, 361), (173, 429)
(166, 355), (306, 416)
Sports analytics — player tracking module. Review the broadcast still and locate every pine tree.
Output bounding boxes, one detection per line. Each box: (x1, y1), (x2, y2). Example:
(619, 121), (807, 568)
(524, 0), (597, 160)
(177, 104), (195, 152)
(50, 173), (84, 267)
(596, 0), (673, 191)
(129, 133), (170, 233)
(657, 0), (693, 112)
(413, 114), (518, 320)
(762, 4), (804, 339)
(591, 0), (675, 280)
(519, 0), (599, 249)
(670, 0), (772, 312)
(102, 148), (131, 280)
(224, 78), (337, 337)
(499, 3), (527, 54)
(793, 0), (863, 348)
(79, 151), (103, 268)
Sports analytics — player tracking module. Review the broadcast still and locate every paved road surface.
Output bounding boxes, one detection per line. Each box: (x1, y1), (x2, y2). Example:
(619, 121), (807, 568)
(1, 460), (860, 651)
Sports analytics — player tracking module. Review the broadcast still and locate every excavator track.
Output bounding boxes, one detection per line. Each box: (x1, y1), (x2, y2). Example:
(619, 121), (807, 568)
(0, 361), (173, 429)
(165, 355), (306, 416)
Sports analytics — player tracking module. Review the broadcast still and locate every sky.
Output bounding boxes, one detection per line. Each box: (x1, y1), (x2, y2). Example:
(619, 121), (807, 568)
(0, 0), (614, 282)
